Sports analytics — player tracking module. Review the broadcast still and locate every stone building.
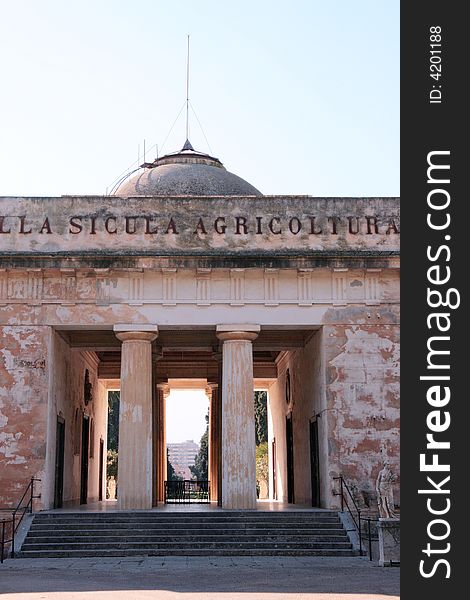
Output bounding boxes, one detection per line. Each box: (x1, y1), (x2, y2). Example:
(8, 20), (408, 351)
(0, 142), (400, 512)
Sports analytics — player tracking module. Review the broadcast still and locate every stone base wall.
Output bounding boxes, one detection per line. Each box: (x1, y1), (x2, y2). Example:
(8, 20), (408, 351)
(0, 325), (51, 507)
(324, 323), (400, 510)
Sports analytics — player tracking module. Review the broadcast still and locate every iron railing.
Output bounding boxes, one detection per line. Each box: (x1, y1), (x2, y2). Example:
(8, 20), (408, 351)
(333, 476), (383, 561)
(0, 477), (41, 562)
(164, 480), (210, 504)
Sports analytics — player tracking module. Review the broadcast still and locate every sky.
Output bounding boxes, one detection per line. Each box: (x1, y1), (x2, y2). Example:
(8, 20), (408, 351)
(0, 1), (399, 444)
(166, 390), (208, 444)
(0, 0), (399, 197)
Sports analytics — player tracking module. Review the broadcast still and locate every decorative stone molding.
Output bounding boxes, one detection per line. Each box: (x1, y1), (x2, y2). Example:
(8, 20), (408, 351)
(0, 270), (7, 305)
(27, 269), (42, 305)
(61, 268), (76, 305)
(264, 269), (279, 306)
(230, 269), (245, 306)
(162, 268), (177, 306)
(196, 268), (211, 306)
(128, 271), (144, 305)
(365, 269), (382, 305)
(332, 268), (348, 305)
(297, 269), (313, 306)
(95, 268), (111, 305)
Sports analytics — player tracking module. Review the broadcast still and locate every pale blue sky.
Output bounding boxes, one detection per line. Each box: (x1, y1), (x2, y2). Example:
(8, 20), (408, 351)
(0, 0), (399, 197)
(166, 390), (208, 444)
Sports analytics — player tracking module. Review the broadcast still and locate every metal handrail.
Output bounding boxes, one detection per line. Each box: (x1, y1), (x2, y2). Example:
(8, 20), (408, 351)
(333, 476), (382, 561)
(333, 475), (363, 555)
(0, 477), (41, 562)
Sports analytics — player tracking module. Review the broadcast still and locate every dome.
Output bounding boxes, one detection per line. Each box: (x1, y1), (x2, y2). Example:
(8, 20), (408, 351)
(113, 140), (262, 196)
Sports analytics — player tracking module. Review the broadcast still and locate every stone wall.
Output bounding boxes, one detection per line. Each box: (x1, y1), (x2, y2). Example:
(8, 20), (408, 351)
(324, 323), (400, 510)
(268, 319), (399, 511)
(0, 196), (400, 265)
(42, 331), (107, 508)
(268, 331), (328, 506)
(0, 325), (51, 507)
(0, 326), (108, 509)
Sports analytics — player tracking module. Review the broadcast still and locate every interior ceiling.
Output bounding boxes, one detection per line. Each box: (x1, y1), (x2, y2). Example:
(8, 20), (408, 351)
(57, 328), (318, 381)
(58, 328), (317, 353)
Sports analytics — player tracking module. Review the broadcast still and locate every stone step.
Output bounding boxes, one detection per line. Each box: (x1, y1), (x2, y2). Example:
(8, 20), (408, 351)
(29, 520), (342, 530)
(35, 514), (339, 523)
(21, 540), (352, 551)
(23, 534), (349, 544)
(35, 510), (336, 517)
(26, 528), (347, 539)
(16, 548), (359, 558)
(19, 510), (354, 559)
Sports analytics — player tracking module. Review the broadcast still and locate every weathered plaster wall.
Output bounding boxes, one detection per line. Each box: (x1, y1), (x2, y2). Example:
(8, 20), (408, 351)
(268, 322), (399, 511)
(0, 325), (51, 507)
(324, 324), (400, 510)
(42, 332), (107, 509)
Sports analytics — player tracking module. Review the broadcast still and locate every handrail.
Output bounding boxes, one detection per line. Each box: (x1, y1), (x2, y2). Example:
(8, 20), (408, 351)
(333, 475), (382, 561)
(333, 475), (363, 555)
(0, 477), (41, 562)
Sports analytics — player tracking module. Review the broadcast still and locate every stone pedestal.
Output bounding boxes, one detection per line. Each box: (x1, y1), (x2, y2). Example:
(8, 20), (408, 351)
(216, 324), (260, 509)
(377, 518), (400, 566)
(114, 324), (158, 509)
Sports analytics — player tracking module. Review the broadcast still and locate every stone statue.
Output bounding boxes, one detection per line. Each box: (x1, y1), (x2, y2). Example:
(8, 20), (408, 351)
(107, 476), (117, 500)
(376, 461), (397, 519)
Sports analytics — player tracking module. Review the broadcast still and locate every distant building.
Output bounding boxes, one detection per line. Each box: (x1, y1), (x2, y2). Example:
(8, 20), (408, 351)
(167, 440), (200, 480)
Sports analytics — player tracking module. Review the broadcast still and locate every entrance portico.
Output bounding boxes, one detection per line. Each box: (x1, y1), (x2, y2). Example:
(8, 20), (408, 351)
(111, 322), (262, 510)
(0, 190), (400, 515)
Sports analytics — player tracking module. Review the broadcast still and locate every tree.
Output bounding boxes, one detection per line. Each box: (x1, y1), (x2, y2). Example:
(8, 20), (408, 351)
(256, 442), (269, 498)
(107, 391), (120, 452)
(254, 391), (268, 445)
(190, 411), (209, 481)
(107, 449), (118, 479)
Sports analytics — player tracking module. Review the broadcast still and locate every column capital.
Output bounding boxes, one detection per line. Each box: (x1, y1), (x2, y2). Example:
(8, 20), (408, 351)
(216, 324), (260, 342)
(157, 383), (171, 399)
(114, 324), (158, 343)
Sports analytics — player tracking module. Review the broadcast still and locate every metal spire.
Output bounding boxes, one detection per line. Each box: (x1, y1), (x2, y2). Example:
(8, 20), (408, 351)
(185, 34), (190, 142)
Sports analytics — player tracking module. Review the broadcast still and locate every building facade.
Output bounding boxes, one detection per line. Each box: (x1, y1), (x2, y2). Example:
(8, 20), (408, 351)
(167, 440), (200, 480)
(0, 144), (400, 512)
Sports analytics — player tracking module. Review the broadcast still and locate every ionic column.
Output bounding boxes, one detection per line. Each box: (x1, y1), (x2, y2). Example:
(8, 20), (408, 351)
(114, 324), (158, 509)
(216, 324), (260, 509)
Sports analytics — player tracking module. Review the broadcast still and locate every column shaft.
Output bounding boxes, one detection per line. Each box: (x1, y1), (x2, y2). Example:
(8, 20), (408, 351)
(217, 326), (259, 509)
(115, 328), (157, 509)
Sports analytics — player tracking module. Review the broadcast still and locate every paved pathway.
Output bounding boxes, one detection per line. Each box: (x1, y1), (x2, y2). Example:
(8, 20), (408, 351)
(0, 556), (399, 599)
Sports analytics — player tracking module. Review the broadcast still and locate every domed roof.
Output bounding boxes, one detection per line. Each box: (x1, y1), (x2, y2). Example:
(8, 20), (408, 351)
(113, 140), (262, 196)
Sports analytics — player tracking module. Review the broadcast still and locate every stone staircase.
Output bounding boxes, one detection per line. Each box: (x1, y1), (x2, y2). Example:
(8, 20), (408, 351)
(16, 510), (358, 558)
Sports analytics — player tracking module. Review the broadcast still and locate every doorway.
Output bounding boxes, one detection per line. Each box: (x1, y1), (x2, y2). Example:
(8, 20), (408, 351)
(54, 417), (65, 509)
(80, 415), (90, 504)
(285, 413), (294, 503)
(310, 419), (320, 507)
